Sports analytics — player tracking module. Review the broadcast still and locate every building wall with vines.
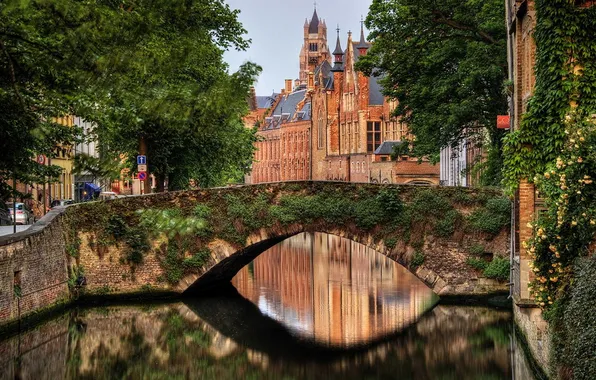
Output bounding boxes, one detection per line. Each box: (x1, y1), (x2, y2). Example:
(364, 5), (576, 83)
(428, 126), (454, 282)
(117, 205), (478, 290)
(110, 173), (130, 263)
(505, 0), (596, 378)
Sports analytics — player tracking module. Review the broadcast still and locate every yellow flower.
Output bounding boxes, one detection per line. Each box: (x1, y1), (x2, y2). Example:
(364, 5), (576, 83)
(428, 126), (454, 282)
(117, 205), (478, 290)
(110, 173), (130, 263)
(572, 221), (578, 226)
(578, 157), (583, 163)
(544, 172), (551, 179)
(590, 220), (595, 225)
(550, 277), (558, 282)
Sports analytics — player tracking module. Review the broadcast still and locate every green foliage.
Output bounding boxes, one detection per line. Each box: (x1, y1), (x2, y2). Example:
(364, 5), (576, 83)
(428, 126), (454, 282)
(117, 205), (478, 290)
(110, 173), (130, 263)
(469, 243), (486, 256)
(410, 190), (453, 220)
(139, 208), (206, 240)
(483, 257), (509, 282)
(411, 251), (425, 268)
(357, 0), (508, 183)
(467, 197), (511, 235)
(503, 2), (596, 190)
(466, 257), (488, 271)
(103, 214), (149, 265)
(435, 210), (459, 238)
(385, 237), (398, 249)
(548, 258), (596, 379)
(0, 0), (260, 199)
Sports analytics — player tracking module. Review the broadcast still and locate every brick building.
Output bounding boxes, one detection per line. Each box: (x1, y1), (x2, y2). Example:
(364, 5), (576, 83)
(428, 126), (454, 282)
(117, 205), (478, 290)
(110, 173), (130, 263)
(247, 8), (439, 185)
(507, 0), (595, 372)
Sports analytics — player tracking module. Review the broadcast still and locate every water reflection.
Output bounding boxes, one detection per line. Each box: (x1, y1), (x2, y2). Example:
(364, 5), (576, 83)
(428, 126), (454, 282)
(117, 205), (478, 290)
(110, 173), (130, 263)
(0, 232), (538, 379)
(0, 303), (533, 380)
(232, 232), (438, 347)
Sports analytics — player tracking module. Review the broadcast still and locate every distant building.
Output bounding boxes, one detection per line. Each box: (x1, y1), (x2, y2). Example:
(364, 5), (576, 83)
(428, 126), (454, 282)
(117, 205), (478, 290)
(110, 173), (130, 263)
(246, 7), (439, 185)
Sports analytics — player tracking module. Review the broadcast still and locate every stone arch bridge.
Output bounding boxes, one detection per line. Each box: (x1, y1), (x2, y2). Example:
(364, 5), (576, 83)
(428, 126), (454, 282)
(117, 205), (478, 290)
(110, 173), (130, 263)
(0, 182), (511, 327)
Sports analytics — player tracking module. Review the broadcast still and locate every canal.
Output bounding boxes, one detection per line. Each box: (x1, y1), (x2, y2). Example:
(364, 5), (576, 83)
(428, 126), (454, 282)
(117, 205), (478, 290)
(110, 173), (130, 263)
(0, 232), (537, 379)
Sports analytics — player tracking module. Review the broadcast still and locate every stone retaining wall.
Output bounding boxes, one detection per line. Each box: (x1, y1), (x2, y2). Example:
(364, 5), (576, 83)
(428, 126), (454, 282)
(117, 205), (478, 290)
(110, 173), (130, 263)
(0, 208), (70, 330)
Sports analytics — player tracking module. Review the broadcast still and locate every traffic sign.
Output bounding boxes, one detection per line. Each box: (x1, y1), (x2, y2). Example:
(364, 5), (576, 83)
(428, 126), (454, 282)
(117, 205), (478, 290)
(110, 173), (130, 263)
(37, 154), (46, 164)
(138, 171), (147, 181)
(137, 155), (147, 165)
(137, 164), (147, 172)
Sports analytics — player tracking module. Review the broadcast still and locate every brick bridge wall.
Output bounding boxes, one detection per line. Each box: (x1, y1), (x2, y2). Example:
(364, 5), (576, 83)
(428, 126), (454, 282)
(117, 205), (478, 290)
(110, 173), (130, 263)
(0, 182), (512, 329)
(0, 209), (70, 330)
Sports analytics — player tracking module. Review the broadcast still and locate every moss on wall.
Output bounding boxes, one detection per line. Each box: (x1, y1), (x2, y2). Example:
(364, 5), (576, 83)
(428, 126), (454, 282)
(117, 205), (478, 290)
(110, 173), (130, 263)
(64, 182), (511, 288)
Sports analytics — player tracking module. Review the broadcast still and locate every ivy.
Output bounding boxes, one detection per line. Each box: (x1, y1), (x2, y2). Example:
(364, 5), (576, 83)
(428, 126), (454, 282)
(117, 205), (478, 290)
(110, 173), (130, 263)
(500, 1), (596, 375)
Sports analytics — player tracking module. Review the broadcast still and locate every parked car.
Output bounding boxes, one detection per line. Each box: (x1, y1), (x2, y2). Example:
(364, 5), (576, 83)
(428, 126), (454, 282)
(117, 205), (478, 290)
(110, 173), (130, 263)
(50, 199), (74, 208)
(98, 192), (118, 201)
(6, 202), (35, 225)
(0, 203), (11, 226)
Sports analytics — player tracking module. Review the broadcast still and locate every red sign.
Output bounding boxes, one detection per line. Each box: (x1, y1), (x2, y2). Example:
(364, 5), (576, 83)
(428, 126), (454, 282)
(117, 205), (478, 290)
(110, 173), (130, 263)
(36, 154), (46, 164)
(497, 115), (510, 130)
(138, 171), (147, 181)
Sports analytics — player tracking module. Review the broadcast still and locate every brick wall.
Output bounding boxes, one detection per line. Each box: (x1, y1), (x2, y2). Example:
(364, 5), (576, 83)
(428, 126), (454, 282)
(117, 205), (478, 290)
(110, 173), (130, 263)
(0, 209), (70, 328)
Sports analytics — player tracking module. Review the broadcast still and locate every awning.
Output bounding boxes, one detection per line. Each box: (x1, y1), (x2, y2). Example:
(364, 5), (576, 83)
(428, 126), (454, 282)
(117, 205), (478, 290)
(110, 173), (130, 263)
(84, 182), (101, 193)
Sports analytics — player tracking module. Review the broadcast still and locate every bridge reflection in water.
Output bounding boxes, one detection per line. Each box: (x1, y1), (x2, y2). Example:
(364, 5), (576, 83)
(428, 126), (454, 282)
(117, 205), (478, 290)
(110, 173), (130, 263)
(0, 232), (537, 379)
(232, 232), (438, 347)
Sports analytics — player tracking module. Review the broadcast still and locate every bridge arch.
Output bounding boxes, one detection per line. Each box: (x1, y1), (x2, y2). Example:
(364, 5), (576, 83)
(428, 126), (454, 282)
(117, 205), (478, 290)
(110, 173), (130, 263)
(181, 225), (457, 296)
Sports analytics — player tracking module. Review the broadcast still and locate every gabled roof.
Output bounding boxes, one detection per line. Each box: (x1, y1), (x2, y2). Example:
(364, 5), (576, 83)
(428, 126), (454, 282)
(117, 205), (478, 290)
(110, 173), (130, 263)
(374, 141), (404, 155)
(268, 89), (311, 126)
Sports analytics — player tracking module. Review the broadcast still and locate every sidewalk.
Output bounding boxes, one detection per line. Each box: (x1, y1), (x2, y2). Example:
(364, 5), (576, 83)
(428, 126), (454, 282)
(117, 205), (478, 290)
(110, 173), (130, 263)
(0, 225), (32, 237)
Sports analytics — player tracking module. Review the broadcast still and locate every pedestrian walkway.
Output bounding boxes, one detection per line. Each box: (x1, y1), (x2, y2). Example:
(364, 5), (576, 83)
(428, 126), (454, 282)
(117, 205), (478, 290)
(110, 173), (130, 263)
(0, 225), (31, 237)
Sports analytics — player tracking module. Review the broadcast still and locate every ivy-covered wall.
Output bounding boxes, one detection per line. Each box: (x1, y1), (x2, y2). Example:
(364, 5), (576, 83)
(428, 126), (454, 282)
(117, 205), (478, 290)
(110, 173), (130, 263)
(63, 182), (512, 297)
(503, 1), (596, 378)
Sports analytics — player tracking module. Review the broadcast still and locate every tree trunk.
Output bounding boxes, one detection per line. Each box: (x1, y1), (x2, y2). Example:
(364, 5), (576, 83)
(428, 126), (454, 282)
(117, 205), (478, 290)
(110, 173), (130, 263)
(156, 173), (165, 192)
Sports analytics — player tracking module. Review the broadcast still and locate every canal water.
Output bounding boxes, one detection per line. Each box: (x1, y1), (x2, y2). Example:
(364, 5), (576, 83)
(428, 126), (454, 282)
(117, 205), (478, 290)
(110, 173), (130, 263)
(0, 232), (536, 379)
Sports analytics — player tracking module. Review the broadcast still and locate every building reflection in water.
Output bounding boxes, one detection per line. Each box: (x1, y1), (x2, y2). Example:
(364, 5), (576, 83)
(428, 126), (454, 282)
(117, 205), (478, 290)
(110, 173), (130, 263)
(232, 232), (439, 346)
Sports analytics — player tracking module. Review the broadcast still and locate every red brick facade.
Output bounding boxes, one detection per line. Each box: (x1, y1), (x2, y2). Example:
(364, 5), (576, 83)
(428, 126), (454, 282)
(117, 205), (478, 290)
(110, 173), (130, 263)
(247, 9), (439, 185)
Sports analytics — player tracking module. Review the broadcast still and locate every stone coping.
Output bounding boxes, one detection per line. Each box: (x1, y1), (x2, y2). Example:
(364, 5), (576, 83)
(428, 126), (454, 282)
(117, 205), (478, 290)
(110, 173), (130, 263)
(0, 206), (68, 247)
(0, 181), (503, 247)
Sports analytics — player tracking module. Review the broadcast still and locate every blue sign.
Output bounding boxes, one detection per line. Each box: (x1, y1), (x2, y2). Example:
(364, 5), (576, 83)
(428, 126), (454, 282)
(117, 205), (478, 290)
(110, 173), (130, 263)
(137, 155), (147, 165)
(138, 172), (147, 181)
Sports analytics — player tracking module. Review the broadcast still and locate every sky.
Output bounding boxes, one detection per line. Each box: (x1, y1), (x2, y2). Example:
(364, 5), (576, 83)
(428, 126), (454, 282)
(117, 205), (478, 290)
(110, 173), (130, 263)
(223, 0), (373, 96)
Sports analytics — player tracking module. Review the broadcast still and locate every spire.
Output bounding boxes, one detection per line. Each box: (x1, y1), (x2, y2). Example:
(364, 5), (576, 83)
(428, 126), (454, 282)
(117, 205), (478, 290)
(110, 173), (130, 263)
(304, 18), (309, 28)
(331, 26), (344, 72)
(356, 16), (369, 52)
(308, 7), (320, 34)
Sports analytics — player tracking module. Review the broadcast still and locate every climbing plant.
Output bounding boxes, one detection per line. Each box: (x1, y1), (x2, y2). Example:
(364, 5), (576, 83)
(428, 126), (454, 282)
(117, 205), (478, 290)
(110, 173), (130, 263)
(502, 0), (596, 309)
(502, 2), (596, 375)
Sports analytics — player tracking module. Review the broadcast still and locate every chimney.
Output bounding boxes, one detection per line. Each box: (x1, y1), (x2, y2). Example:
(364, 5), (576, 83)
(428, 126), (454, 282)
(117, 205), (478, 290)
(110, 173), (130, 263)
(285, 79), (293, 94)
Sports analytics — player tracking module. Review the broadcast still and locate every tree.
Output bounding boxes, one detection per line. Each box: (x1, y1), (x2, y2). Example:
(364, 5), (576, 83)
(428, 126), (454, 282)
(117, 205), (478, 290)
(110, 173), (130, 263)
(357, 0), (508, 185)
(1, 0), (260, 199)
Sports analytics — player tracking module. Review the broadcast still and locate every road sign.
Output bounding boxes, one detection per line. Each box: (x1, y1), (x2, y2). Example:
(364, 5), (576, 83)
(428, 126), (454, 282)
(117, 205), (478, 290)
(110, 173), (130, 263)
(138, 171), (147, 181)
(137, 155), (147, 165)
(137, 164), (147, 172)
(37, 154), (46, 164)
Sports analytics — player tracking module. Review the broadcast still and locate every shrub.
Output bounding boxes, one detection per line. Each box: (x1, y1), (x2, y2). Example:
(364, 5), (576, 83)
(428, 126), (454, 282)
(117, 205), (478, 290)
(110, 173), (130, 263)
(435, 210), (460, 237)
(466, 257), (488, 271)
(483, 257), (510, 282)
(409, 189), (453, 220)
(467, 197), (511, 235)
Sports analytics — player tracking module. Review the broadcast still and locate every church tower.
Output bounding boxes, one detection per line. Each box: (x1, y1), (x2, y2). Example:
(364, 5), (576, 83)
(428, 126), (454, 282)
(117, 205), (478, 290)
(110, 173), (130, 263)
(298, 7), (331, 86)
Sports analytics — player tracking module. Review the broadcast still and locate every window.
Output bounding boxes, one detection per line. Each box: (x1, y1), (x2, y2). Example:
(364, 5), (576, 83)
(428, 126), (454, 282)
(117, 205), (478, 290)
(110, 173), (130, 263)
(309, 43), (318, 52)
(367, 121), (382, 153)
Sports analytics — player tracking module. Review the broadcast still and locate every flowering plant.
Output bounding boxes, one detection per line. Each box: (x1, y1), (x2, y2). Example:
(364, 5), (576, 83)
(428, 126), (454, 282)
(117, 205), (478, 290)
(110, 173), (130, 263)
(527, 111), (596, 308)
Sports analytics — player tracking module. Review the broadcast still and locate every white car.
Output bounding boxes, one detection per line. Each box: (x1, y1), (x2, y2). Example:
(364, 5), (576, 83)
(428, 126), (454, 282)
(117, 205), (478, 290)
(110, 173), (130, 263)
(6, 202), (35, 225)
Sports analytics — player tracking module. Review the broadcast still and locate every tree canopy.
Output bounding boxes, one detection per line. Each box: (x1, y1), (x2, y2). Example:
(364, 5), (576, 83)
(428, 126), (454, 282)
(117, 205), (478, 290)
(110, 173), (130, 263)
(357, 0), (508, 185)
(0, 0), (260, 199)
